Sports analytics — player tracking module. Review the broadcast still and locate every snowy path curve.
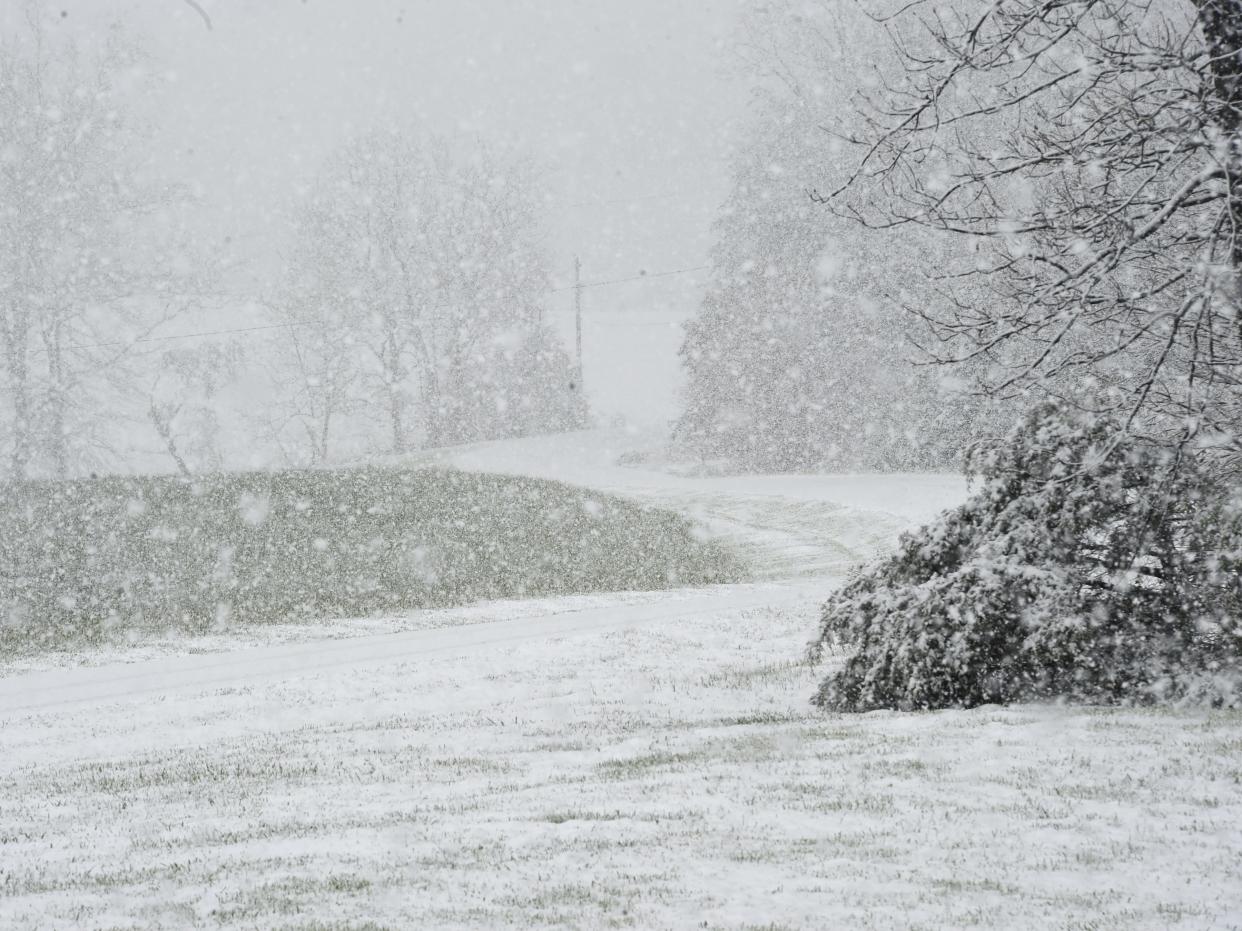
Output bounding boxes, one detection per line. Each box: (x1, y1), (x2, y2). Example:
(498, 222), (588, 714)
(431, 428), (968, 579)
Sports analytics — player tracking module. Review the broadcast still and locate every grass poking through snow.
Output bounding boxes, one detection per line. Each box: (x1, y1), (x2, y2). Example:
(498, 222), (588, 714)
(1, 597), (1239, 929)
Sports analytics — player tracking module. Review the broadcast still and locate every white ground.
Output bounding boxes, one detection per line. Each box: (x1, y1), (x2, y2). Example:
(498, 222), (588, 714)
(429, 427), (969, 580)
(2, 430), (1240, 930)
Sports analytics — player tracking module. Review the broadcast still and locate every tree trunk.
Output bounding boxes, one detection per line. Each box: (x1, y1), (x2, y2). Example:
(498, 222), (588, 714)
(45, 327), (69, 479)
(380, 330), (409, 454)
(1198, 0), (1242, 268)
(149, 401), (192, 479)
(1, 304), (31, 481)
(317, 405), (332, 464)
(420, 369), (445, 448)
(387, 379), (407, 453)
(8, 369), (31, 481)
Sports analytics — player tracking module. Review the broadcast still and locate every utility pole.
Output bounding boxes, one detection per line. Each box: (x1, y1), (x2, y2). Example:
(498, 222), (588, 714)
(573, 255), (584, 393)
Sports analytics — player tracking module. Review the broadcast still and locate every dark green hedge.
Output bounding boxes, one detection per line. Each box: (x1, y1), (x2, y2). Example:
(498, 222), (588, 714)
(0, 466), (740, 653)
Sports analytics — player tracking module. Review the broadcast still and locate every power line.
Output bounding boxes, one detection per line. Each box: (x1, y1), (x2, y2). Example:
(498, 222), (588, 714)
(556, 191), (688, 209)
(573, 255), (584, 390)
(53, 320), (300, 355)
(43, 261), (712, 355)
(590, 317), (695, 326)
(549, 264), (709, 293)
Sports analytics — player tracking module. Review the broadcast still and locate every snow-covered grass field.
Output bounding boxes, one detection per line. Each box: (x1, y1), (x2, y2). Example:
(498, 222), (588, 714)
(3, 432), (1239, 929)
(3, 593), (1240, 929)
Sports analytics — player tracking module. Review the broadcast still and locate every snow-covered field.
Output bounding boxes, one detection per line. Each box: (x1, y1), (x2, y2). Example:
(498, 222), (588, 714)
(2, 431), (1240, 929)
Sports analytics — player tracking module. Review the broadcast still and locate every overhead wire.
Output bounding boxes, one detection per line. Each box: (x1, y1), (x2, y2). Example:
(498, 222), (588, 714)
(43, 261), (711, 355)
(549, 263), (709, 293)
(555, 191), (689, 209)
(34, 182), (710, 355)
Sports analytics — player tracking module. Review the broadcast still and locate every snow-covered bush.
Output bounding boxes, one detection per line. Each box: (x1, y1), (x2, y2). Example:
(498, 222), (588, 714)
(811, 404), (1242, 711)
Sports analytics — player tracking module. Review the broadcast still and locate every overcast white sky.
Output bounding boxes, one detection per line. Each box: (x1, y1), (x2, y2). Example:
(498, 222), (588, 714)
(32, 0), (749, 422)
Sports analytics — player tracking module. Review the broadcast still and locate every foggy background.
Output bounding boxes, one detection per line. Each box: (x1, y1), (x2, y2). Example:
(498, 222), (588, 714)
(23, 0), (747, 428)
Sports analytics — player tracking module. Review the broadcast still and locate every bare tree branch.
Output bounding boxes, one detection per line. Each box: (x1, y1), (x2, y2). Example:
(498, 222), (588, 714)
(180, 0), (212, 31)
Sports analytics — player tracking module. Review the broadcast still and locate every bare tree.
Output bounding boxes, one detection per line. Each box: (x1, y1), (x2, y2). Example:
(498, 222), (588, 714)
(270, 130), (574, 459)
(178, 0), (213, 31)
(145, 342), (242, 477)
(263, 291), (364, 466)
(823, 0), (1242, 459)
(0, 7), (204, 480)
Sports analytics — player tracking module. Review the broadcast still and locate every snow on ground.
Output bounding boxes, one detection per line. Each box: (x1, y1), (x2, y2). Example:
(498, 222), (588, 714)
(0, 587), (745, 679)
(2, 595), (1240, 929)
(0, 582), (820, 713)
(2, 429), (1239, 929)
(425, 427), (969, 579)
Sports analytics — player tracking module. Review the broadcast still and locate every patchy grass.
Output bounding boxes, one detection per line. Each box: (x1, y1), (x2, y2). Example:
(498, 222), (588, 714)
(542, 810), (635, 824)
(596, 750), (707, 779)
(0, 466), (740, 657)
(1, 600), (1239, 929)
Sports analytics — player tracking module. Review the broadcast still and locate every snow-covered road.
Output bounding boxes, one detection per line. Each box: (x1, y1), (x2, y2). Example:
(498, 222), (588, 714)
(0, 581), (821, 717)
(430, 427), (968, 579)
